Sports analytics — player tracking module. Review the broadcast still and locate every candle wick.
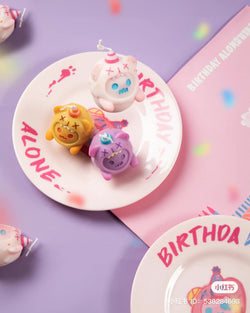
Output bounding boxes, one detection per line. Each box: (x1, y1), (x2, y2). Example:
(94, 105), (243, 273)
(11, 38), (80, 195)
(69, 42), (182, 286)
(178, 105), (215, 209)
(97, 39), (112, 51)
(19, 8), (26, 28)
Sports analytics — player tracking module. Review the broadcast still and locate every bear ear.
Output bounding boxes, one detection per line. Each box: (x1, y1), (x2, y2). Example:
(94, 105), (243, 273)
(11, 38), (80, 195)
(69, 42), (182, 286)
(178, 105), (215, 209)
(89, 145), (100, 158)
(127, 55), (137, 68)
(115, 131), (129, 140)
(82, 119), (92, 133)
(91, 64), (103, 81)
(53, 105), (64, 113)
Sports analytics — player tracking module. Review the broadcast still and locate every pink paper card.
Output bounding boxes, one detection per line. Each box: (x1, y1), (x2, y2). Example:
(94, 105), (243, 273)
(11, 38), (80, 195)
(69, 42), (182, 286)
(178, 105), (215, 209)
(113, 6), (250, 246)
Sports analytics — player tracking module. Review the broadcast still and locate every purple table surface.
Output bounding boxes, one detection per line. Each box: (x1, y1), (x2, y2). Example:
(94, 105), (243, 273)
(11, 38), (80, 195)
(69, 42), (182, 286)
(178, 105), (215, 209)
(0, 1), (249, 312)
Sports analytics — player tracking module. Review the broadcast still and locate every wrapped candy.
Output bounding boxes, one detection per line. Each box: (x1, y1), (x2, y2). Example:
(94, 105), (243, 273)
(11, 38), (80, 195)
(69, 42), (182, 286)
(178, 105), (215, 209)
(46, 103), (95, 154)
(89, 40), (145, 112)
(0, 224), (33, 266)
(89, 128), (138, 180)
(0, 5), (25, 44)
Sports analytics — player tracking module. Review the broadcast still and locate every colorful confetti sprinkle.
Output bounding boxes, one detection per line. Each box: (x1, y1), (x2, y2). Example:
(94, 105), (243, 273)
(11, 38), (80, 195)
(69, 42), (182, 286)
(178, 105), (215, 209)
(193, 142), (211, 156)
(0, 198), (12, 224)
(108, 0), (122, 14)
(131, 237), (145, 248)
(221, 89), (235, 108)
(193, 22), (210, 40)
(228, 185), (240, 202)
(241, 107), (250, 127)
(67, 193), (85, 207)
(220, 303), (231, 311)
(0, 49), (20, 81)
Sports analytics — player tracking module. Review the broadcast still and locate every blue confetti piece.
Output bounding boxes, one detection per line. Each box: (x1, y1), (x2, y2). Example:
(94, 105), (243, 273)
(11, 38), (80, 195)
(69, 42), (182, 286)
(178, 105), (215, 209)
(222, 89), (235, 108)
(220, 302), (231, 310)
(131, 237), (144, 247)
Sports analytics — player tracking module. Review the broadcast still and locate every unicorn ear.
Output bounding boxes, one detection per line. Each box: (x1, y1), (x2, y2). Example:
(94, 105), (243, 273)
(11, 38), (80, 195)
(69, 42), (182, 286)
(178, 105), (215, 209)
(91, 64), (103, 81)
(115, 131), (129, 140)
(127, 55), (137, 68)
(82, 120), (92, 133)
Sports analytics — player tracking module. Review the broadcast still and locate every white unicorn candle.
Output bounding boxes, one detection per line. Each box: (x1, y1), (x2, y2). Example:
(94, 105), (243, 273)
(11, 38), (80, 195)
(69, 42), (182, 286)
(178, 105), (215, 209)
(89, 40), (145, 112)
(0, 5), (26, 43)
(0, 224), (33, 266)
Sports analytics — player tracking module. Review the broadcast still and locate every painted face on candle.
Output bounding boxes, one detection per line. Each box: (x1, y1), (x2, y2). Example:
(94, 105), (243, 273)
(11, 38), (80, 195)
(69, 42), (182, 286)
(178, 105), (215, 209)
(106, 74), (134, 99)
(90, 41), (145, 112)
(53, 122), (79, 144)
(103, 149), (130, 170)
(89, 128), (138, 180)
(45, 103), (94, 155)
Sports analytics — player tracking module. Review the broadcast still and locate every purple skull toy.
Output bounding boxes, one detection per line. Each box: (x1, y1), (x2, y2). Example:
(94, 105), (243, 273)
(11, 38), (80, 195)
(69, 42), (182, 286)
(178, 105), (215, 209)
(89, 128), (138, 180)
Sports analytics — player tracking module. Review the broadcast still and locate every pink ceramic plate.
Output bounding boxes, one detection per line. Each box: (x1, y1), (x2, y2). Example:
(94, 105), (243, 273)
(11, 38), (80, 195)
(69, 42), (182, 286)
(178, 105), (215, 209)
(131, 215), (250, 313)
(12, 52), (182, 211)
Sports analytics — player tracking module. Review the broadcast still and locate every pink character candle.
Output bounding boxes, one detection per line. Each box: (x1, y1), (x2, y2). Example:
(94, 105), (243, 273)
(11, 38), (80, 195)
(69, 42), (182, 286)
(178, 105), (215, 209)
(89, 40), (145, 112)
(0, 224), (32, 266)
(0, 5), (25, 44)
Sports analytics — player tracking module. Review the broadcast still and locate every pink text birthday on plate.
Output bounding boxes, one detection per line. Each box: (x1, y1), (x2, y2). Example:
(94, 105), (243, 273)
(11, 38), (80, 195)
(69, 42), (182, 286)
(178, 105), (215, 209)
(157, 223), (240, 268)
(139, 73), (174, 144)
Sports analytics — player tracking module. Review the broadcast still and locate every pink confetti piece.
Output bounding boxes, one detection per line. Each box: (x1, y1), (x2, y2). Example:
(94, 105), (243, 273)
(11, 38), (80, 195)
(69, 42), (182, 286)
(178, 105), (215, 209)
(108, 0), (122, 14)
